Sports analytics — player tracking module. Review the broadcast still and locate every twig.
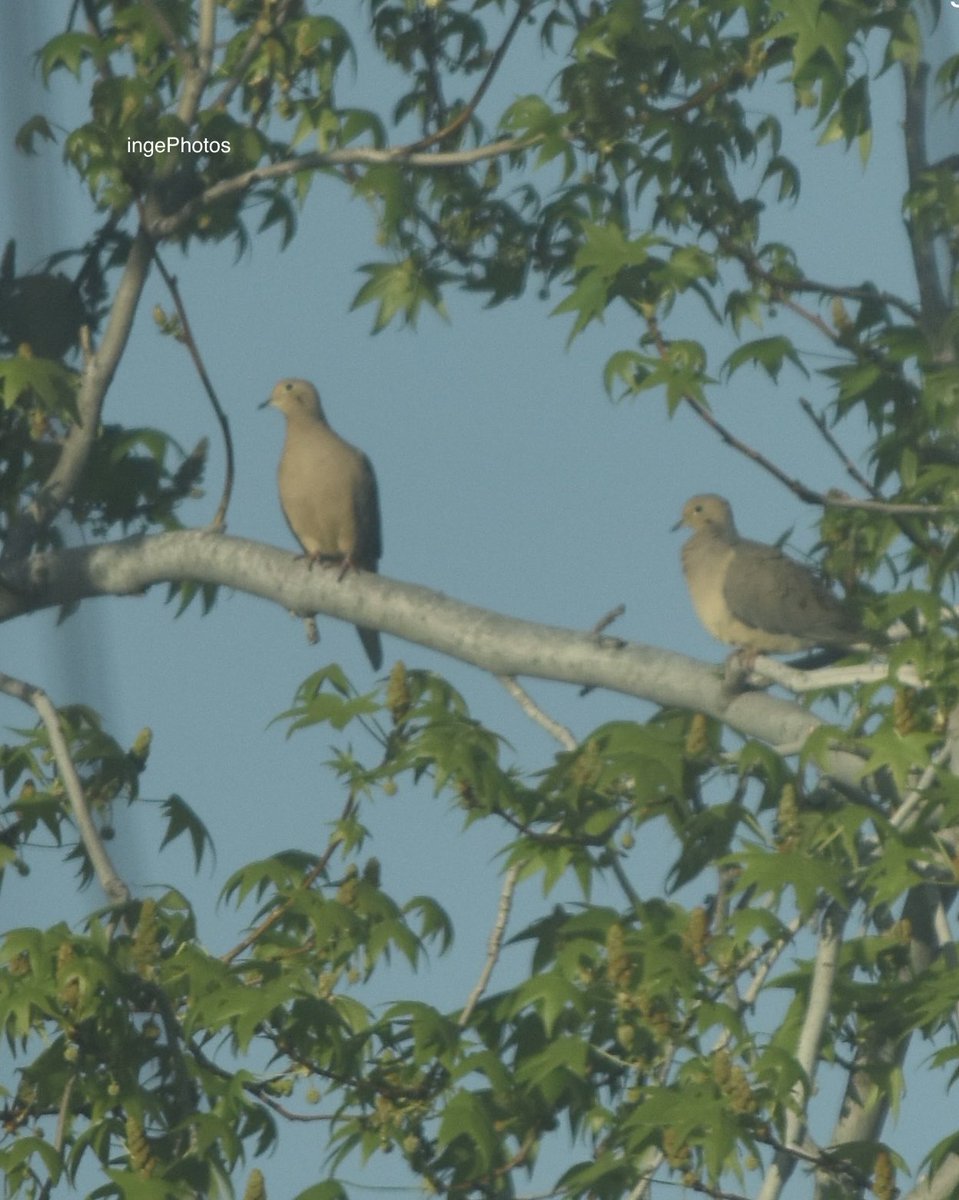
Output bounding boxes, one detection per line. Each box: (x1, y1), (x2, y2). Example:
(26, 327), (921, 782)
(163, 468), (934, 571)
(406, 0), (533, 154)
(212, 0), (300, 113)
(150, 136), (541, 238)
(458, 861), (521, 1028)
(0, 672), (131, 903)
(797, 397), (879, 497)
(497, 675), (576, 749)
(608, 853), (642, 910)
(590, 603), (626, 637)
(749, 655), (923, 694)
(722, 236), (920, 324)
(221, 797), (354, 963)
(579, 605), (627, 696)
(890, 705), (959, 829)
(187, 1037), (333, 1121)
(145, 235), (234, 531)
(928, 153), (959, 174)
(682, 387), (823, 502)
(647, 316), (953, 518)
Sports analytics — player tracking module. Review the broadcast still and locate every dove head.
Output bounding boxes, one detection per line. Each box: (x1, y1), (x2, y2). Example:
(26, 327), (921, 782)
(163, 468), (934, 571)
(675, 494), (738, 540)
(266, 378), (327, 424)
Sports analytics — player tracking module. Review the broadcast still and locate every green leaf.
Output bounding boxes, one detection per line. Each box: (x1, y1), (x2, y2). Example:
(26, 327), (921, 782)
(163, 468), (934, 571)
(351, 259), (450, 331)
(436, 1090), (497, 1171)
(158, 793), (213, 869)
(722, 336), (807, 382)
(15, 114), (57, 155)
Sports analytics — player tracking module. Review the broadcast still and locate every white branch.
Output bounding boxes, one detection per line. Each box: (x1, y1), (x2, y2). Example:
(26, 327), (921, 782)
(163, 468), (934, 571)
(497, 675), (577, 749)
(0, 530), (874, 786)
(759, 909), (844, 1200)
(0, 672), (131, 904)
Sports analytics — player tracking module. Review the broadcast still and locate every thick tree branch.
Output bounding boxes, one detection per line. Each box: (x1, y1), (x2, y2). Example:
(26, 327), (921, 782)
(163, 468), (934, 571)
(1, 531), (870, 786)
(904, 1156), (959, 1200)
(817, 883), (944, 1199)
(176, 0), (216, 126)
(901, 63), (950, 336)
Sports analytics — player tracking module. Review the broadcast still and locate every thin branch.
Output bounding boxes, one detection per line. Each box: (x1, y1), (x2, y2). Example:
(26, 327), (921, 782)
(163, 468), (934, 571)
(145, 234), (234, 531)
(608, 852), (642, 911)
(797, 397), (879, 498)
(722, 236), (921, 325)
(750, 655), (923, 694)
(221, 798), (354, 963)
(890, 745), (954, 830)
(406, 0), (533, 154)
(497, 675), (576, 749)
(149, 136), (541, 238)
(682, 391), (824, 505)
(647, 316), (954, 518)
(0, 672), (131, 903)
(458, 861), (521, 1028)
(928, 153), (959, 174)
(141, 0), (191, 66)
(579, 604), (627, 695)
(903, 1154), (959, 1200)
(211, 0), (301, 112)
(187, 1037), (333, 1122)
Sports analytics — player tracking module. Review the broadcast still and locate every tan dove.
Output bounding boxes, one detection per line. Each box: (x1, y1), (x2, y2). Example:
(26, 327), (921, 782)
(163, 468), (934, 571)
(264, 378), (383, 670)
(675, 494), (863, 656)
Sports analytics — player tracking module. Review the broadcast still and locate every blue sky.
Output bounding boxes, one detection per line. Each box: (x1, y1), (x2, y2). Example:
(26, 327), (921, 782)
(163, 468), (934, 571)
(2, 4), (958, 1196)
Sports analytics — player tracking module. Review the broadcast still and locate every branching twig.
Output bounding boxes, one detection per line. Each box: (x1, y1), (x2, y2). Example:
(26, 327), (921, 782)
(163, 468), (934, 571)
(221, 797), (354, 963)
(647, 316), (953, 519)
(211, 0), (301, 113)
(722, 236), (920, 324)
(890, 705), (959, 829)
(0, 672), (131, 903)
(150, 136), (541, 238)
(406, 0), (533, 154)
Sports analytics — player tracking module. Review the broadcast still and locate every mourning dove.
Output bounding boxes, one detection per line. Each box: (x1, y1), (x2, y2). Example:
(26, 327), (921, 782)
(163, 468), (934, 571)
(675, 494), (863, 656)
(264, 378), (383, 670)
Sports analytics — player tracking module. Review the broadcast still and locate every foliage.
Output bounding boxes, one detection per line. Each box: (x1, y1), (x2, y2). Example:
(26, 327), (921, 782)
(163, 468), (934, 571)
(1, 1), (958, 1199)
